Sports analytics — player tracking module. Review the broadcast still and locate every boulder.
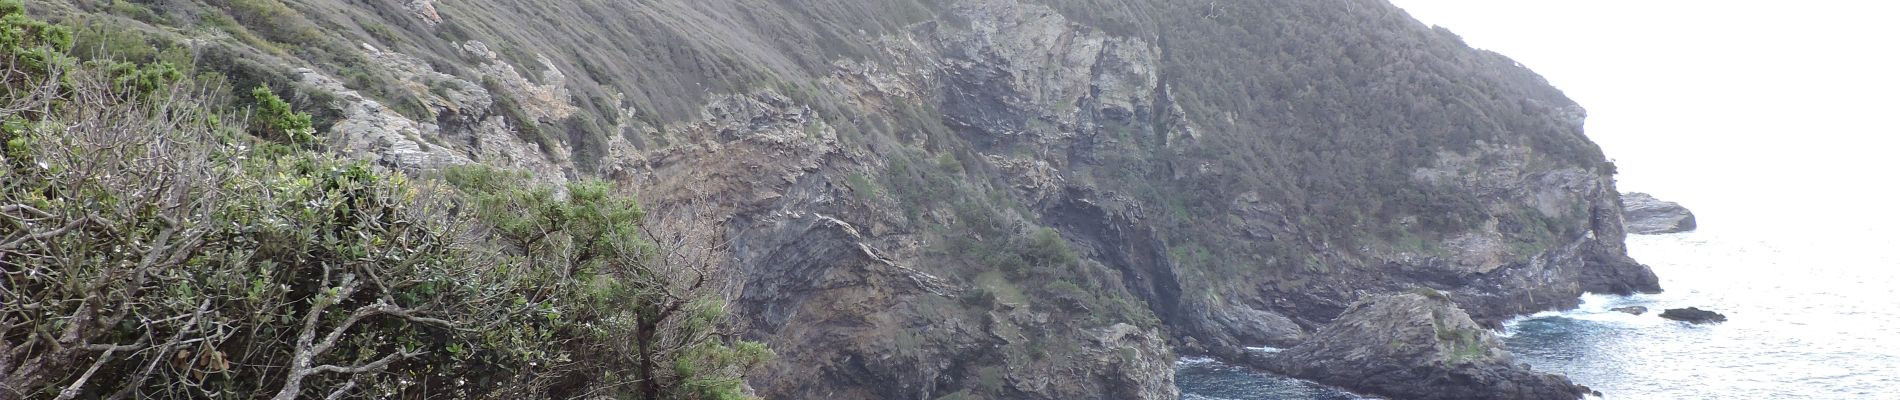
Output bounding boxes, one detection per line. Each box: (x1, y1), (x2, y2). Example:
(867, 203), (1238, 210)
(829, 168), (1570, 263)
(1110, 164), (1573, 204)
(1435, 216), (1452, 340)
(1622, 192), (1697, 234)
(1262, 293), (1594, 400)
(1660, 307), (1727, 324)
(1611, 306), (1647, 315)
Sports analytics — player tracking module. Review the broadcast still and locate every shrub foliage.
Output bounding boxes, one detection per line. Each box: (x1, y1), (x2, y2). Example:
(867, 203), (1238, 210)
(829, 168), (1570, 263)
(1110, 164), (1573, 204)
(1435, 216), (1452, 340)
(0, 3), (766, 399)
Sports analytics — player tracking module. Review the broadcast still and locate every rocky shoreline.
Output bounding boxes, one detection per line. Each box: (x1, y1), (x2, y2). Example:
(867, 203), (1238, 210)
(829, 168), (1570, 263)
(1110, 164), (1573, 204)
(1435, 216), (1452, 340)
(1249, 292), (1597, 400)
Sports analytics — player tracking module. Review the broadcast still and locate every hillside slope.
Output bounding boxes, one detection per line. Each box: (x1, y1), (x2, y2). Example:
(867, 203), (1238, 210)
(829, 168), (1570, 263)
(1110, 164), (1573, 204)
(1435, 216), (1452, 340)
(24, 0), (1660, 398)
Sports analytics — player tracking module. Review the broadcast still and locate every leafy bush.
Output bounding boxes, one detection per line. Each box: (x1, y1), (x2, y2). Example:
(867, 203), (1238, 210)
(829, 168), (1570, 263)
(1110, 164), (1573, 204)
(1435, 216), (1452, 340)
(0, 0), (74, 81)
(102, 60), (183, 95)
(251, 84), (315, 145)
(442, 165), (772, 400)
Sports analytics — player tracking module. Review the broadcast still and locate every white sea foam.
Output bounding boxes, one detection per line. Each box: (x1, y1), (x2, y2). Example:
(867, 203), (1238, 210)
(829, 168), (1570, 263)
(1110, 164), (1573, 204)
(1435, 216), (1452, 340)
(1496, 309), (1567, 338)
(1177, 356), (1219, 366)
(1496, 291), (1666, 337)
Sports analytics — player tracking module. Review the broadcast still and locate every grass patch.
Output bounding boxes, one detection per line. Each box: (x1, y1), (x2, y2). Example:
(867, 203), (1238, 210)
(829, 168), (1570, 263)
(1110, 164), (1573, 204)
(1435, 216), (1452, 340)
(845, 173), (878, 200)
(974, 270), (1029, 306)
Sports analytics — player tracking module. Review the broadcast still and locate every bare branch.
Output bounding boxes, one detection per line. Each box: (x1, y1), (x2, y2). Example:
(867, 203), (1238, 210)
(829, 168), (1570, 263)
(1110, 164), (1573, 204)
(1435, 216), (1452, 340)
(54, 346), (117, 400)
(106, 300), (211, 400)
(0, 217), (87, 251)
(299, 274), (357, 356)
(78, 343), (143, 353)
(0, 204), (53, 219)
(322, 380), (359, 400)
(306, 349), (418, 375)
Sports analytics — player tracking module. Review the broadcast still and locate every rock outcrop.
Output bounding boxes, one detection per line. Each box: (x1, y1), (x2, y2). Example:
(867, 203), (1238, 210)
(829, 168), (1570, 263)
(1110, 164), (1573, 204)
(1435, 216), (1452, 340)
(405, 0), (442, 25)
(1661, 307), (1727, 324)
(1622, 192), (1698, 234)
(1266, 293), (1595, 400)
(1612, 306), (1648, 315)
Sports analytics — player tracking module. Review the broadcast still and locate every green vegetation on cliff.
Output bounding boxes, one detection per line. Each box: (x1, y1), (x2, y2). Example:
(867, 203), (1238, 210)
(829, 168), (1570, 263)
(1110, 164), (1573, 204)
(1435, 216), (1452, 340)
(0, 4), (766, 398)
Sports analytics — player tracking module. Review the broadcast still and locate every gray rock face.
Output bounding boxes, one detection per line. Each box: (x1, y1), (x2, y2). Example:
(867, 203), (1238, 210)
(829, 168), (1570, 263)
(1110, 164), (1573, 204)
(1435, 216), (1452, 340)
(305, 43), (575, 184)
(1623, 192), (1698, 234)
(1266, 293), (1594, 400)
(611, 86), (1182, 399)
(298, 66), (472, 173)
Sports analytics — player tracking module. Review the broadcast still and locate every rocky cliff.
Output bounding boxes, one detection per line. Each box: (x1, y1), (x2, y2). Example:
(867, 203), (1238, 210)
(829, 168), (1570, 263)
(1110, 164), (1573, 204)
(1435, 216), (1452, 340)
(31, 0), (1661, 397)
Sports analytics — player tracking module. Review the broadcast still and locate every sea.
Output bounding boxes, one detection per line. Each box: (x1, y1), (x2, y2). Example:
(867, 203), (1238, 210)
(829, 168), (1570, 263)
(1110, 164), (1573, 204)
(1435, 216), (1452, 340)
(1178, 225), (1900, 399)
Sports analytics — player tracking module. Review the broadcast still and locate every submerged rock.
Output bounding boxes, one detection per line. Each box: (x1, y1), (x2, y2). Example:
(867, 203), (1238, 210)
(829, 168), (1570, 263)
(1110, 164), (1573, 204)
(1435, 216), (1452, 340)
(1612, 306), (1648, 315)
(1622, 192), (1698, 234)
(1264, 293), (1594, 400)
(1660, 307), (1727, 324)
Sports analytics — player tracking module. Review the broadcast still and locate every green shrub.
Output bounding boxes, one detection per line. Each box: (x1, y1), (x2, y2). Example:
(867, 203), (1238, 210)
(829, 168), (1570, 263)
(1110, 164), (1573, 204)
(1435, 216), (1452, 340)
(444, 165), (772, 400)
(361, 20), (401, 46)
(251, 84), (315, 145)
(106, 0), (165, 23)
(102, 60), (183, 94)
(68, 20), (158, 62)
(0, 0), (75, 78)
(1025, 228), (1080, 268)
(845, 173), (878, 199)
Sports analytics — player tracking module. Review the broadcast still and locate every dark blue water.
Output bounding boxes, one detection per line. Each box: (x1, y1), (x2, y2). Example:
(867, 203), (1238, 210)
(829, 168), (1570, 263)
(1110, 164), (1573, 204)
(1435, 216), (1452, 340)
(1178, 230), (1900, 399)
(1174, 355), (1367, 400)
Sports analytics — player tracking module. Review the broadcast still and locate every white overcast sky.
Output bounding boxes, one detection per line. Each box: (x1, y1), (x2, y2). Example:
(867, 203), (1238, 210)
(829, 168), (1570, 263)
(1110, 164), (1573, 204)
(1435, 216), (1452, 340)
(1385, 0), (1900, 233)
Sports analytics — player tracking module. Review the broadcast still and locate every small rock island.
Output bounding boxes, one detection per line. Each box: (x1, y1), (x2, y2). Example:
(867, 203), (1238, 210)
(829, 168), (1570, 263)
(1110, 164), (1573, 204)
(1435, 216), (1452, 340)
(1661, 307), (1728, 324)
(1622, 192), (1698, 234)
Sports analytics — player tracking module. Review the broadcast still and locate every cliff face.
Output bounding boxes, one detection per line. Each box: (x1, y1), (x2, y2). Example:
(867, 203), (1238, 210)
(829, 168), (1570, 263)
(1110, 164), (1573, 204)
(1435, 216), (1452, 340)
(38, 0), (1659, 397)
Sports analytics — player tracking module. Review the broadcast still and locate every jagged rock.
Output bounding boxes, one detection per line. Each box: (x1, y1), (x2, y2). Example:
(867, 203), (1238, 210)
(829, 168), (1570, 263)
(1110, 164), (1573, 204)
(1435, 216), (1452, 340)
(1178, 336), (1209, 356)
(1196, 301), (1307, 352)
(460, 41), (577, 122)
(986, 154), (1066, 204)
(297, 68), (472, 173)
(406, 0), (442, 25)
(1386, 142), (1662, 326)
(1623, 192), (1698, 234)
(934, 0), (1163, 147)
(727, 213), (1177, 400)
(1612, 306), (1648, 315)
(1265, 293), (1594, 400)
(1661, 307), (1727, 324)
(1580, 248), (1665, 297)
(1084, 323), (1178, 400)
(298, 43), (577, 183)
